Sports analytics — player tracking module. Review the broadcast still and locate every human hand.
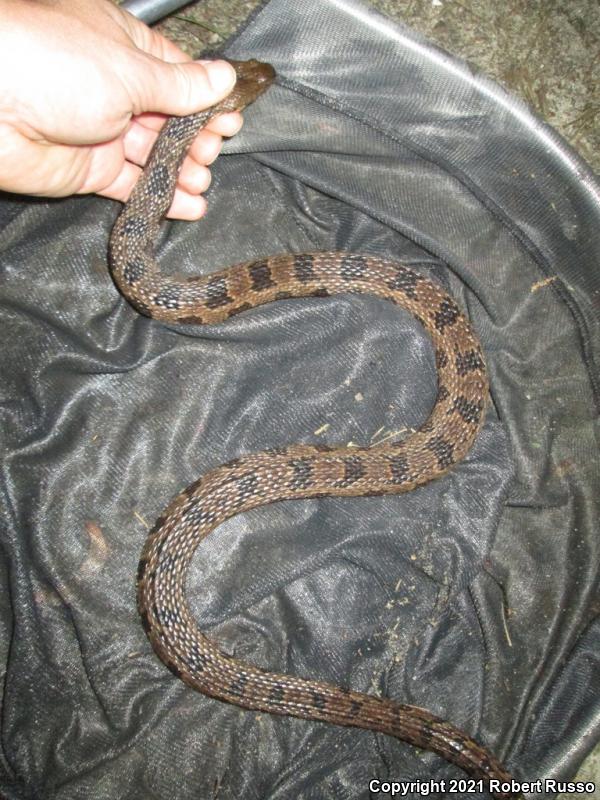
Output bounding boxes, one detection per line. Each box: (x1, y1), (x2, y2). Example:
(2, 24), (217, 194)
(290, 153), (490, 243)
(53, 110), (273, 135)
(0, 0), (242, 219)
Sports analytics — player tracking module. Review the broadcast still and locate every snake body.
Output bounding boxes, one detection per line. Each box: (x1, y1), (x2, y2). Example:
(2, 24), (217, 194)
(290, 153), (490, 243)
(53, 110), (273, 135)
(109, 60), (515, 797)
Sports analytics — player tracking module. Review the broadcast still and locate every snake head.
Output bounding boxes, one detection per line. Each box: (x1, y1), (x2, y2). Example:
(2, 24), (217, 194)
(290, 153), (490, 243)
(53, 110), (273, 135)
(214, 59), (277, 113)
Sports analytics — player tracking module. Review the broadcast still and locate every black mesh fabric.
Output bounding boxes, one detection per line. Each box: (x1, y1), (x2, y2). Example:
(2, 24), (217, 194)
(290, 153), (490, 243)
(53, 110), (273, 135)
(1, 1), (599, 798)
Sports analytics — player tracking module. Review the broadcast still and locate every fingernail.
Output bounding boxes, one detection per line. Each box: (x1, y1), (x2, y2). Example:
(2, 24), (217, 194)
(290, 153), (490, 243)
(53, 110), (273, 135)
(204, 60), (236, 94)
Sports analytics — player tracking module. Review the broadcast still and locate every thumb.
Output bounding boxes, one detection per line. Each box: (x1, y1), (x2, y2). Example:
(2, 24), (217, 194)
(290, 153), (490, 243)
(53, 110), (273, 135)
(134, 57), (237, 117)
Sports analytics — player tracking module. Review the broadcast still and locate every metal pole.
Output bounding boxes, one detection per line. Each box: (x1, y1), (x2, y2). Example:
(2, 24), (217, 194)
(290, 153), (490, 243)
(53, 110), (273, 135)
(120, 0), (190, 25)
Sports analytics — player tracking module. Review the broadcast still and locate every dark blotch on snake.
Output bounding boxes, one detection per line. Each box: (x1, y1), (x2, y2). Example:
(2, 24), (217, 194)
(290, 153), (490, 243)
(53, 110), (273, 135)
(158, 604), (180, 628)
(164, 114), (203, 142)
(452, 396), (483, 425)
(152, 516), (168, 535)
(123, 258), (145, 285)
(269, 684), (285, 702)
(289, 458), (314, 490)
(388, 266), (420, 298)
(183, 478), (203, 498)
(122, 216), (148, 239)
(237, 472), (260, 503)
(185, 643), (207, 672)
(350, 700), (363, 716)
(249, 260), (275, 291)
(158, 551), (183, 571)
(313, 443), (335, 453)
(338, 456), (366, 486)
(434, 298), (460, 331)
(140, 611), (152, 634)
(136, 558), (148, 583)
(389, 454), (410, 484)
(265, 446), (288, 456)
(147, 164), (171, 197)
(437, 385), (450, 402)
(455, 349), (485, 376)
(427, 436), (456, 469)
(227, 302), (252, 318)
(153, 286), (181, 310)
(229, 674), (249, 697)
(178, 314), (205, 325)
(294, 254), (316, 283)
(436, 348), (449, 369)
(185, 505), (218, 529)
(205, 276), (233, 308)
(166, 661), (184, 680)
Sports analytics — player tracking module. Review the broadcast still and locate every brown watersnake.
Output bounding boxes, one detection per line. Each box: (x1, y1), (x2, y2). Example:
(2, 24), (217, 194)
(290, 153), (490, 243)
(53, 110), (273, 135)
(108, 59), (516, 797)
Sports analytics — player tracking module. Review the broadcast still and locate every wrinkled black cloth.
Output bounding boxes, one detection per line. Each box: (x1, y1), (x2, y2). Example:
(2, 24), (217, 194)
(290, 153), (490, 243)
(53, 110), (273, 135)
(1, 1), (599, 798)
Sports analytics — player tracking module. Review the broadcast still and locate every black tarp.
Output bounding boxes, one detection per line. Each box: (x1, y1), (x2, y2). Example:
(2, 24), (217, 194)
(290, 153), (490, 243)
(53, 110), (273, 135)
(1, 1), (599, 798)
